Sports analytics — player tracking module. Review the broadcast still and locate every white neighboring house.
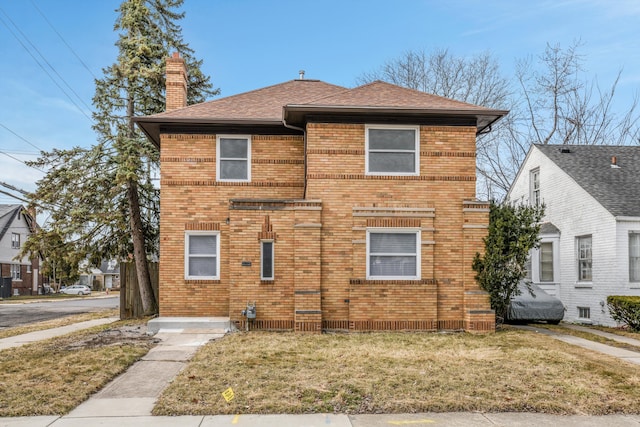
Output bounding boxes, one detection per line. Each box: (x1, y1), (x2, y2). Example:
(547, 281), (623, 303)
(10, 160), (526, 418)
(507, 144), (640, 326)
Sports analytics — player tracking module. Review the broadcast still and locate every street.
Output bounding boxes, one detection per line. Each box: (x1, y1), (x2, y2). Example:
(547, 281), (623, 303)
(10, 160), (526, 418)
(0, 296), (119, 329)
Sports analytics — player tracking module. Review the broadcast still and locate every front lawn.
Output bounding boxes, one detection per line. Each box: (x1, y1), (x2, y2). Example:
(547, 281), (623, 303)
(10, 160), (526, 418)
(155, 328), (640, 416)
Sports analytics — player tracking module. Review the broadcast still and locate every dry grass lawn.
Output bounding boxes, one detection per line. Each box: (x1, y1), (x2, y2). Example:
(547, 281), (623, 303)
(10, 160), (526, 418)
(0, 319), (153, 416)
(155, 328), (640, 416)
(0, 308), (119, 340)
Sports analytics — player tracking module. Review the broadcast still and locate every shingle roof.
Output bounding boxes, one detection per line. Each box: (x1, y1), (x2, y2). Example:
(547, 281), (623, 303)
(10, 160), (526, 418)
(135, 79), (508, 147)
(0, 204), (22, 243)
(535, 144), (640, 217)
(146, 79), (347, 122)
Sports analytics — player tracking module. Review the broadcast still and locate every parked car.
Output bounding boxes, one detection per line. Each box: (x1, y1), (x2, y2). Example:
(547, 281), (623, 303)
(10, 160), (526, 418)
(507, 282), (565, 324)
(60, 284), (92, 296)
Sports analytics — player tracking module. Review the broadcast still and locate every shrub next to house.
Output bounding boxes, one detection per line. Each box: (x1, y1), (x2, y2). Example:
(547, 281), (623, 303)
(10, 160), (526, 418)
(607, 296), (640, 331)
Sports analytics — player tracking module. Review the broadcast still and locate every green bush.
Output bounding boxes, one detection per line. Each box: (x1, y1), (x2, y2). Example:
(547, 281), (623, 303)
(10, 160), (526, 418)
(607, 296), (640, 331)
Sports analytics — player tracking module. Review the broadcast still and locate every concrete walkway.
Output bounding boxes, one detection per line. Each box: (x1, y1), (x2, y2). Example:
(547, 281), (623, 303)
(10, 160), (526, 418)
(1, 322), (640, 426)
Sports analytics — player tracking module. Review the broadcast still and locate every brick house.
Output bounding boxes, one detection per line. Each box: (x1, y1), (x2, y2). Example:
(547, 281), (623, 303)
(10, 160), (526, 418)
(0, 204), (43, 296)
(135, 54), (507, 333)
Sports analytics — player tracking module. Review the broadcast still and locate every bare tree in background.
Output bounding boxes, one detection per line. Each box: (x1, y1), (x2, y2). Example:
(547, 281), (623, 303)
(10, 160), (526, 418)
(358, 43), (640, 200)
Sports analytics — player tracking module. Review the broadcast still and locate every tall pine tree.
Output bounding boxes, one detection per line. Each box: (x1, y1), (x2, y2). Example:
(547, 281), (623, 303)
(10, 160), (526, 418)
(25, 0), (217, 315)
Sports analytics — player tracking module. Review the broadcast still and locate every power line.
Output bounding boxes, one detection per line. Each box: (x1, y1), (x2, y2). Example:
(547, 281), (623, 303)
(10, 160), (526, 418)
(0, 122), (44, 152)
(29, 0), (98, 80)
(0, 150), (46, 174)
(0, 7), (94, 122)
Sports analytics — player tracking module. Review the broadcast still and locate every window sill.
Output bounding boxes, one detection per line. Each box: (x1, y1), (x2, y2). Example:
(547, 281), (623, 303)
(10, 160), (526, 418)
(574, 282), (593, 289)
(184, 279), (220, 284)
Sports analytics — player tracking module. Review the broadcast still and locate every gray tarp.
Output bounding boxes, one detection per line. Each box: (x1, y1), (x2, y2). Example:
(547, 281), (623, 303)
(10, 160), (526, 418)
(508, 282), (565, 323)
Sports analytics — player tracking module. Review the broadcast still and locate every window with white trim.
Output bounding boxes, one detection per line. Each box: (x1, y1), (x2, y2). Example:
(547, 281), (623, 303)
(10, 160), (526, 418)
(630, 233), (640, 282)
(10, 264), (21, 280)
(185, 231), (220, 280)
(530, 168), (540, 206)
(365, 125), (419, 175)
(367, 229), (420, 279)
(539, 242), (554, 282)
(261, 240), (274, 280)
(11, 233), (20, 249)
(577, 235), (592, 281)
(217, 135), (251, 181)
(578, 306), (591, 320)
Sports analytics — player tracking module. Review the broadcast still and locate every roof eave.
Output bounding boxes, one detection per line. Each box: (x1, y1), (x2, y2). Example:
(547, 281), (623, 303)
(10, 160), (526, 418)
(133, 116), (284, 148)
(283, 105), (508, 134)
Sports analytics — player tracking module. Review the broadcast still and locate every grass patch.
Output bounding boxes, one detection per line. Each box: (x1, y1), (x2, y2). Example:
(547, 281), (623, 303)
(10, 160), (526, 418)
(0, 318), (154, 416)
(0, 309), (119, 340)
(155, 330), (640, 416)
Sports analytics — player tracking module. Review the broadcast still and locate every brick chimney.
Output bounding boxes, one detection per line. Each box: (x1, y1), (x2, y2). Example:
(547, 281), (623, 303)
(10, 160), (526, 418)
(165, 52), (188, 111)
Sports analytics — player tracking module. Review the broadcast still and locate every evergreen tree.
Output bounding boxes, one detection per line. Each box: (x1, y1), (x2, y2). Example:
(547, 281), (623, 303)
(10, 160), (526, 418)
(472, 201), (545, 323)
(24, 0), (217, 315)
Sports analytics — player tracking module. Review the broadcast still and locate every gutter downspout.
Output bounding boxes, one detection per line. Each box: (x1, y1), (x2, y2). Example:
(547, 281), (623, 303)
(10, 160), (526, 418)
(282, 118), (308, 199)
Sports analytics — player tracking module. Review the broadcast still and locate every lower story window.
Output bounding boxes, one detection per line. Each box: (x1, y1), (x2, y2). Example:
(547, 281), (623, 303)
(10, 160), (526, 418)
(185, 231), (219, 280)
(11, 264), (21, 280)
(367, 229), (420, 280)
(261, 240), (274, 280)
(578, 306), (591, 319)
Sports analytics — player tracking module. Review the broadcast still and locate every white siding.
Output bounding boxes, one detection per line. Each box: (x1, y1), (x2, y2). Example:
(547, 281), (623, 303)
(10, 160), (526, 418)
(509, 146), (640, 326)
(0, 211), (30, 266)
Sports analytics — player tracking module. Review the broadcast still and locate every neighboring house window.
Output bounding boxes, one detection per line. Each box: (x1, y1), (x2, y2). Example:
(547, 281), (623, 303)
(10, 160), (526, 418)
(577, 235), (592, 281)
(261, 240), (274, 280)
(27, 264), (32, 273)
(11, 233), (20, 249)
(578, 306), (591, 320)
(10, 264), (21, 280)
(185, 231), (220, 280)
(217, 135), (251, 181)
(539, 242), (554, 282)
(365, 125), (419, 175)
(367, 229), (420, 279)
(530, 168), (540, 206)
(629, 233), (640, 282)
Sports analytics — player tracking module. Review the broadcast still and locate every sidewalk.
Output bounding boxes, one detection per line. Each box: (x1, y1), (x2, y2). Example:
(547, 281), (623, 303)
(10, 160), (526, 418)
(1, 322), (640, 426)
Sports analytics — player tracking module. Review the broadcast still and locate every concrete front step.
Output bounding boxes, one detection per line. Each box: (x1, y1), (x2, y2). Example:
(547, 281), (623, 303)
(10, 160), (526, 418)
(147, 317), (231, 334)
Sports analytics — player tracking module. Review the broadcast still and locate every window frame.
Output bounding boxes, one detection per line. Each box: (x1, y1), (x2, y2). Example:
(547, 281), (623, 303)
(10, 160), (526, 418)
(576, 235), (592, 282)
(184, 231), (220, 280)
(539, 241), (554, 282)
(366, 228), (421, 280)
(530, 168), (540, 206)
(10, 264), (21, 280)
(11, 233), (20, 249)
(261, 240), (274, 281)
(216, 135), (251, 182)
(629, 232), (640, 283)
(365, 125), (420, 176)
(577, 306), (591, 320)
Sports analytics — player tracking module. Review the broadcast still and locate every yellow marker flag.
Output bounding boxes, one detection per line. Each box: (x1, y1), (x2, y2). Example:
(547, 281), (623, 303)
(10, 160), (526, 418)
(222, 387), (235, 403)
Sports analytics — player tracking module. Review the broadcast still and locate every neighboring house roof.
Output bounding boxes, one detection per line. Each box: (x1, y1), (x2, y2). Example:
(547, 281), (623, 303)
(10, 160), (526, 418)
(135, 79), (508, 147)
(0, 204), (23, 243)
(535, 144), (640, 217)
(99, 260), (119, 275)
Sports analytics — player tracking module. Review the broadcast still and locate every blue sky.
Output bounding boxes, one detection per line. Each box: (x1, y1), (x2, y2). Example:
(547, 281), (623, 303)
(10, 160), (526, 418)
(1, 0), (639, 205)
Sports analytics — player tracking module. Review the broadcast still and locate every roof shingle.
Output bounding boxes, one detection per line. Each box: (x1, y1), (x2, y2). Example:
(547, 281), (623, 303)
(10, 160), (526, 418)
(535, 144), (640, 217)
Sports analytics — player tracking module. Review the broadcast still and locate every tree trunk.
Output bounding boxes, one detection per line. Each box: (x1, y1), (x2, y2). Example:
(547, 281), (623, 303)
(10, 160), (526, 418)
(126, 178), (157, 315)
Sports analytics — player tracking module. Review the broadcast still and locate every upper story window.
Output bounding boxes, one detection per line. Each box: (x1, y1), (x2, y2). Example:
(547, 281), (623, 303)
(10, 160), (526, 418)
(365, 125), (419, 175)
(629, 232), (640, 282)
(11, 233), (20, 249)
(530, 168), (540, 206)
(217, 135), (251, 182)
(366, 229), (421, 280)
(577, 235), (592, 282)
(185, 231), (220, 280)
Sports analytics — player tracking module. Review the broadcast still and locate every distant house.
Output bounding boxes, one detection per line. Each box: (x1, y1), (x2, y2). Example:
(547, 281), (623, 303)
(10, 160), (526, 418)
(0, 204), (43, 296)
(134, 53), (508, 333)
(507, 144), (640, 326)
(78, 259), (120, 291)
